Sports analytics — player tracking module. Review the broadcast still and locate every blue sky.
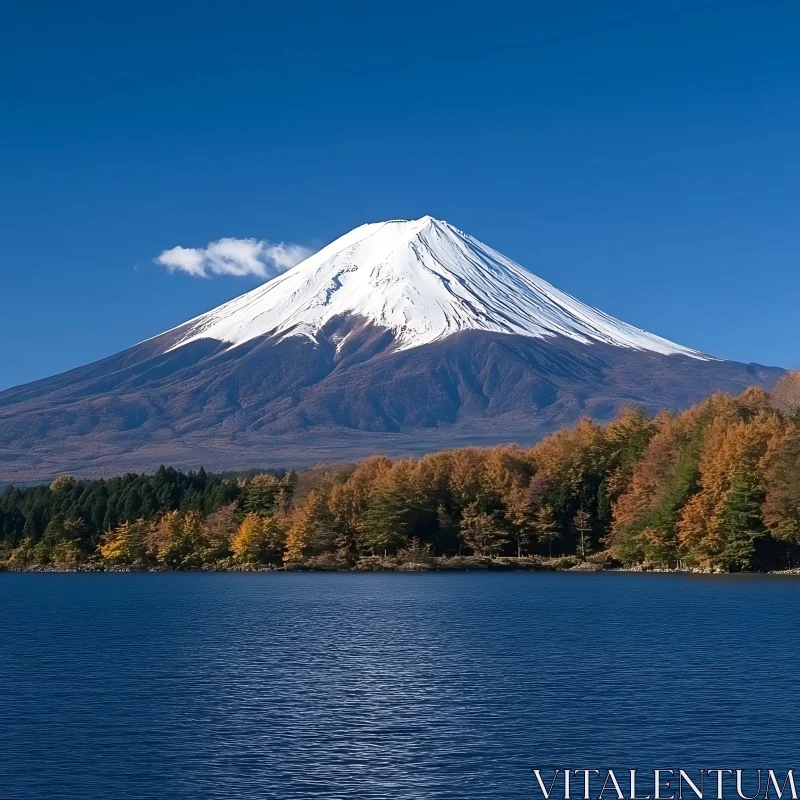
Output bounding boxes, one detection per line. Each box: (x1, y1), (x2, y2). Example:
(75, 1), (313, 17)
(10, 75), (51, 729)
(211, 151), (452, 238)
(1, 0), (799, 390)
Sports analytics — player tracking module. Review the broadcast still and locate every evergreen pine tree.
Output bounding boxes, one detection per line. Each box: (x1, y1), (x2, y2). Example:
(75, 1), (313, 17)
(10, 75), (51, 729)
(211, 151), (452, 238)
(720, 468), (764, 571)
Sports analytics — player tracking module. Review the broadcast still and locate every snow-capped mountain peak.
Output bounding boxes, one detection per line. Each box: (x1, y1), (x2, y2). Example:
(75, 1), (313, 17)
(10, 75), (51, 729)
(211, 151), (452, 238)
(165, 216), (707, 359)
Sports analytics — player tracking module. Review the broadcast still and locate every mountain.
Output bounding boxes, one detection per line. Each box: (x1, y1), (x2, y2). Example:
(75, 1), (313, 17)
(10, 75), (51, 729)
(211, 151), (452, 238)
(0, 216), (783, 481)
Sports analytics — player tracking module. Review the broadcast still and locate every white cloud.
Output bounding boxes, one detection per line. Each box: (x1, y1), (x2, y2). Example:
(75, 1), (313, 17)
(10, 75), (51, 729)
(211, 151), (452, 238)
(156, 237), (312, 279)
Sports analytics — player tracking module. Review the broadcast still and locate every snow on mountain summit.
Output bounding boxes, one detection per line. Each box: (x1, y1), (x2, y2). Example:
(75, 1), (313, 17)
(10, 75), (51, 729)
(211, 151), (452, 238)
(165, 216), (708, 359)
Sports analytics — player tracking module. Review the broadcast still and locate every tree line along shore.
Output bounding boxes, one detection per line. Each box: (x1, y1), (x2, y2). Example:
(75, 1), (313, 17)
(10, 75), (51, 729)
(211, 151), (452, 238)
(2, 372), (800, 574)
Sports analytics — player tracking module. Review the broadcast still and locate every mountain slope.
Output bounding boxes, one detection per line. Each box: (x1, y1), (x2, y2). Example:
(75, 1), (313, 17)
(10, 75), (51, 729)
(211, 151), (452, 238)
(0, 217), (783, 481)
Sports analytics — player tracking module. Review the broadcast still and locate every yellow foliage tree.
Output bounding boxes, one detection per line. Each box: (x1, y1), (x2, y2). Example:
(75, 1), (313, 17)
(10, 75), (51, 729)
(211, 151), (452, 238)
(231, 512), (285, 564)
(146, 510), (212, 569)
(99, 520), (149, 566)
(283, 490), (329, 564)
(49, 474), (78, 493)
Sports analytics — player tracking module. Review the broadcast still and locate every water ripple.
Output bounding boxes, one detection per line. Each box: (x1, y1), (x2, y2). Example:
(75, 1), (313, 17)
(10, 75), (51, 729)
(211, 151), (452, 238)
(1, 573), (799, 799)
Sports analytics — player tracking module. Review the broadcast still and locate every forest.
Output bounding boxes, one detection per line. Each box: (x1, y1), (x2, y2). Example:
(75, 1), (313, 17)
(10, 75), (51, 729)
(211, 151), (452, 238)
(2, 372), (799, 573)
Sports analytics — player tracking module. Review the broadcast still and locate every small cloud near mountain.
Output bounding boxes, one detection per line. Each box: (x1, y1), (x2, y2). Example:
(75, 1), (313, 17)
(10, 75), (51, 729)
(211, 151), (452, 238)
(155, 237), (313, 279)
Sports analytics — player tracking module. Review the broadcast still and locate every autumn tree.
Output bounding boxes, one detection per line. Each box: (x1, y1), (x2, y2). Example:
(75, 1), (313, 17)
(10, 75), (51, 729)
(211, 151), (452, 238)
(200, 503), (237, 555)
(460, 501), (507, 556)
(572, 509), (592, 559)
(99, 519), (149, 567)
(610, 394), (743, 566)
(50, 474), (78, 493)
(147, 510), (221, 569)
(770, 370), (800, 419)
(530, 418), (614, 536)
(283, 490), (334, 564)
(533, 504), (558, 557)
(231, 512), (284, 564)
(678, 412), (779, 570)
(504, 484), (536, 557)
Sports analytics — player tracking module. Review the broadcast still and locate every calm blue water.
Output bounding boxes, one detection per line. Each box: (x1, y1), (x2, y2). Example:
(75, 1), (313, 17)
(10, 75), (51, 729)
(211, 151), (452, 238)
(1, 572), (799, 799)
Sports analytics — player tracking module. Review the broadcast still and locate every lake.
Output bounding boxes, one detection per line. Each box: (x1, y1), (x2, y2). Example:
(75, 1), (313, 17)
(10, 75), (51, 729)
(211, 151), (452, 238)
(1, 572), (799, 799)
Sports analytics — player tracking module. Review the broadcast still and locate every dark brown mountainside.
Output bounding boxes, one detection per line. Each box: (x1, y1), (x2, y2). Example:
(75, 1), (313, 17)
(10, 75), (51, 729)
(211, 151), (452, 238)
(0, 322), (782, 481)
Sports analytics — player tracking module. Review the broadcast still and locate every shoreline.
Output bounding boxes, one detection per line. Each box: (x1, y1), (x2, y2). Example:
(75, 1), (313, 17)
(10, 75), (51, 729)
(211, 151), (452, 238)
(3, 557), (799, 575)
